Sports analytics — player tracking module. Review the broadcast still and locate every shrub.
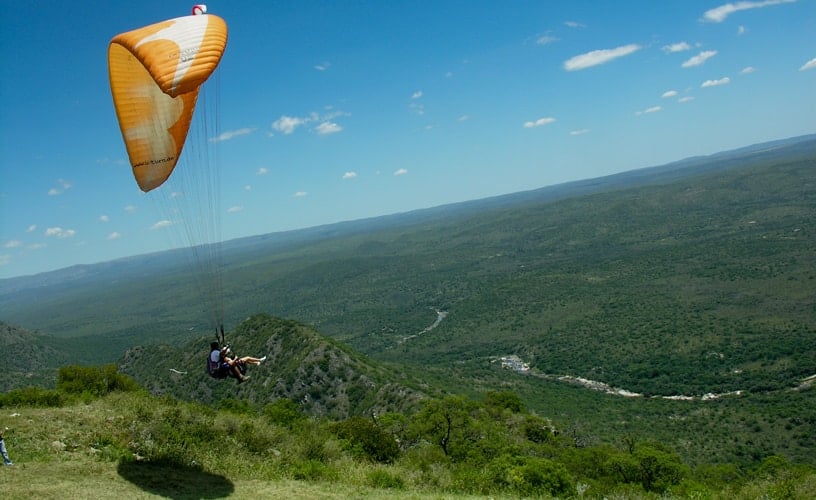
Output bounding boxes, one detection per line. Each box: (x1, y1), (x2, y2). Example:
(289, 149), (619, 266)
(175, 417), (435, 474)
(57, 364), (140, 397)
(263, 398), (305, 427)
(332, 415), (399, 463)
(368, 469), (406, 490)
(0, 386), (65, 407)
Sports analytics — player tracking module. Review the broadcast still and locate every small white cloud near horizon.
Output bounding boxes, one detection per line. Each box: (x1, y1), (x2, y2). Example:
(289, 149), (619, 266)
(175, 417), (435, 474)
(227, 206), (243, 213)
(315, 122), (343, 135)
(524, 117), (557, 128)
(293, 191), (307, 197)
(799, 58), (816, 71)
(45, 227), (76, 238)
(662, 90), (679, 98)
(26, 224), (37, 233)
(682, 50), (717, 68)
(342, 171), (358, 180)
(570, 129), (590, 136)
(393, 168), (408, 176)
(257, 167), (268, 175)
(702, 77), (731, 87)
(99, 215), (110, 222)
(662, 42), (691, 53)
(564, 44), (641, 71)
(412, 91), (423, 99)
(150, 220), (173, 230)
(107, 232), (121, 240)
(679, 96), (696, 103)
(636, 106), (663, 116)
(212, 128), (254, 143)
(702, 0), (796, 23)
(740, 66), (757, 74)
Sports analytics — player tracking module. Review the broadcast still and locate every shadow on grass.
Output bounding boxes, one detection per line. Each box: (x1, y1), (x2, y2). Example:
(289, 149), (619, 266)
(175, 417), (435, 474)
(117, 458), (234, 499)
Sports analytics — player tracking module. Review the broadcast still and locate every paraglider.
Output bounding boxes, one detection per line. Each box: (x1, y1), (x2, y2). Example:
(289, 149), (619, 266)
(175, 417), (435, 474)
(109, 6), (236, 374)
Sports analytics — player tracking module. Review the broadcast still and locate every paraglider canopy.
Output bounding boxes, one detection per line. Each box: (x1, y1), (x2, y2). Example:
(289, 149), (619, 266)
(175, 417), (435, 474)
(108, 8), (227, 192)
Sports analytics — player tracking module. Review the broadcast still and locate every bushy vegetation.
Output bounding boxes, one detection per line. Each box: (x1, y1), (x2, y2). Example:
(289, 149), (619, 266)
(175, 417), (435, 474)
(2, 379), (814, 498)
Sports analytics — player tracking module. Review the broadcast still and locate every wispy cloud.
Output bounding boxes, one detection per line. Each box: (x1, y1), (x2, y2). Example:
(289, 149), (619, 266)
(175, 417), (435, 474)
(4, 240), (22, 248)
(211, 128), (254, 142)
(107, 232), (121, 240)
(315, 122), (342, 135)
(99, 215), (110, 222)
(293, 191), (307, 197)
(0, 254), (10, 266)
(48, 178), (73, 196)
(679, 96), (696, 103)
(45, 227), (76, 238)
(393, 168), (408, 176)
(740, 66), (757, 74)
(342, 171), (358, 180)
(124, 205), (137, 213)
(257, 167), (268, 175)
(662, 90), (679, 98)
(411, 91), (423, 99)
(799, 58), (816, 71)
(150, 220), (173, 230)
(564, 44), (641, 71)
(314, 61), (331, 71)
(701, 77), (731, 87)
(682, 50), (717, 68)
(524, 117), (556, 128)
(564, 21), (586, 28)
(570, 129), (590, 136)
(227, 206), (243, 213)
(458, 114), (470, 122)
(702, 0), (796, 23)
(26, 224), (37, 233)
(536, 35), (559, 45)
(662, 42), (691, 53)
(636, 106), (663, 116)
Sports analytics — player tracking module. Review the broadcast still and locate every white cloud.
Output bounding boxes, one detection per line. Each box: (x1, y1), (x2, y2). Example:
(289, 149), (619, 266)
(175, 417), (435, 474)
(244, 185), (252, 191)
(107, 232), (121, 240)
(570, 129), (590, 136)
(227, 206), (243, 213)
(701, 77), (731, 87)
(564, 21), (586, 28)
(740, 66), (757, 74)
(737, 25), (747, 35)
(26, 224), (37, 233)
(679, 96), (696, 103)
(662, 42), (691, 53)
(314, 61), (331, 71)
(564, 44), (641, 71)
(662, 90), (679, 98)
(315, 121), (342, 135)
(799, 58), (816, 71)
(150, 220), (173, 230)
(124, 205), (137, 213)
(702, 0), (796, 23)
(536, 35), (559, 45)
(524, 117), (556, 128)
(0, 254), (10, 266)
(272, 116), (306, 135)
(45, 227), (76, 238)
(409, 102), (425, 115)
(342, 171), (358, 180)
(682, 50), (717, 68)
(211, 128), (254, 142)
(48, 188), (60, 196)
(4, 240), (22, 248)
(636, 106), (663, 116)
(293, 191), (307, 197)
(99, 215), (110, 222)
(28, 243), (46, 250)
(257, 167), (268, 175)
(393, 168), (408, 176)
(458, 115), (470, 122)
(412, 91), (423, 99)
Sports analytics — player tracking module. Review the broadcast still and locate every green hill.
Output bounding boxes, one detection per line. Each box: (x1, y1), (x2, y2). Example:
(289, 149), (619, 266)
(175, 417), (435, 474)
(118, 314), (431, 419)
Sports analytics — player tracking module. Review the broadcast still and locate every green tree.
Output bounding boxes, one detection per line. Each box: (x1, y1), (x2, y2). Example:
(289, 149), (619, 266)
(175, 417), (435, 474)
(409, 396), (475, 460)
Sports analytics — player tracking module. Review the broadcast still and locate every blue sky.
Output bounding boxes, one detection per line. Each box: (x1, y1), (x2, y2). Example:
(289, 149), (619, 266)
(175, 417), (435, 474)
(1, 0), (814, 279)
